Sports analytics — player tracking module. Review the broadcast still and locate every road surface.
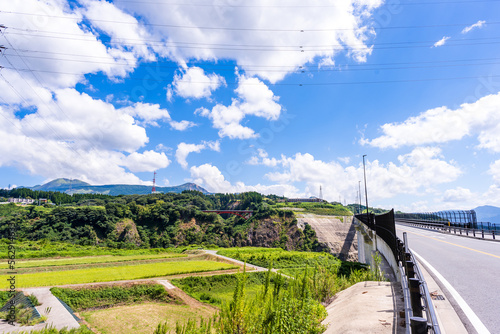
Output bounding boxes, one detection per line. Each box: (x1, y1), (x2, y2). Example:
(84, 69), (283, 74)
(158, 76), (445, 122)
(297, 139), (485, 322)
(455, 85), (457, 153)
(396, 223), (500, 334)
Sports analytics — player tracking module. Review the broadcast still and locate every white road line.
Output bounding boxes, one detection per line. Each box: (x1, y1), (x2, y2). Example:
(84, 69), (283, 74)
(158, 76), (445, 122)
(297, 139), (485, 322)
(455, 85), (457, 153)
(412, 250), (491, 334)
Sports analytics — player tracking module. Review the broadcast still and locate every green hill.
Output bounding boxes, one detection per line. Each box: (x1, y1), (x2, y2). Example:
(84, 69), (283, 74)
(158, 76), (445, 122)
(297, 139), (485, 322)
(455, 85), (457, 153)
(29, 178), (209, 195)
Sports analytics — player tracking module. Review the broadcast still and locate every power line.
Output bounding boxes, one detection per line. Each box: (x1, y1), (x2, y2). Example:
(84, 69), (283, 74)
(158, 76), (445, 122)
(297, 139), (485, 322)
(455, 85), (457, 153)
(3, 66), (499, 86)
(5, 52), (500, 73)
(2, 10), (500, 31)
(85, 0), (500, 7)
(2, 35), (103, 155)
(7, 27), (500, 49)
(7, 47), (500, 69)
(5, 30), (500, 53)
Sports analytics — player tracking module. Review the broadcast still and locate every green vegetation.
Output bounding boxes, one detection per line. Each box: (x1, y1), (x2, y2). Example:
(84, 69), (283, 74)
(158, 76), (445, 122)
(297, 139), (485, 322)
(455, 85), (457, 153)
(165, 247), (383, 334)
(51, 283), (176, 311)
(273, 201), (352, 216)
(0, 291), (11, 306)
(4, 325), (94, 333)
(217, 247), (341, 270)
(0, 304), (45, 326)
(15, 253), (186, 268)
(0, 260), (237, 287)
(172, 272), (271, 306)
(0, 190), (328, 252)
(0, 239), (199, 259)
(346, 203), (390, 215)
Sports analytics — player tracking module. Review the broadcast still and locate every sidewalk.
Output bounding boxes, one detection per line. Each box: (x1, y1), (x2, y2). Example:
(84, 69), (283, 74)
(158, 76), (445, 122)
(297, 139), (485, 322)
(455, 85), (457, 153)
(322, 281), (405, 334)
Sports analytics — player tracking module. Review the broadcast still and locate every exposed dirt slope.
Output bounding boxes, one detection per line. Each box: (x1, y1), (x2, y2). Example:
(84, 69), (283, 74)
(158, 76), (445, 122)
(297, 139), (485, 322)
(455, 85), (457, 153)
(297, 214), (358, 261)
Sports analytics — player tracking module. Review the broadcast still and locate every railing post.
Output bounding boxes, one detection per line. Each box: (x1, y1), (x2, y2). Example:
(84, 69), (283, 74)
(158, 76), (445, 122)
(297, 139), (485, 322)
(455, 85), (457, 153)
(406, 260), (415, 279)
(409, 278), (423, 317)
(410, 316), (428, 333)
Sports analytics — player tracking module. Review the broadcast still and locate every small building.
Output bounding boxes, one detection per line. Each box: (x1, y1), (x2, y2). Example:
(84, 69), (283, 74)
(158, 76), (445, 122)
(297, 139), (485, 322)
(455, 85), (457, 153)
(8, 198), (35, 205)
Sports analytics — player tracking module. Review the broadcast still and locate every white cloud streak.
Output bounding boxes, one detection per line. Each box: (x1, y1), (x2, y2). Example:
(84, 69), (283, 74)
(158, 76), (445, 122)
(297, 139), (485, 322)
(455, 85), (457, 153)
(433, 36), (450, 47)
(462, 20), (486, 34)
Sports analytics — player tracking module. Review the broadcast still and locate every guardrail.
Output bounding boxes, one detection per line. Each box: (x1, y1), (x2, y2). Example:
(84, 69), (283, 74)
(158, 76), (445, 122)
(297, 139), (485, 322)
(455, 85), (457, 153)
(356, 211), (441, 333)
(397, 233), (441, 334)
(397, 218), (497, 240)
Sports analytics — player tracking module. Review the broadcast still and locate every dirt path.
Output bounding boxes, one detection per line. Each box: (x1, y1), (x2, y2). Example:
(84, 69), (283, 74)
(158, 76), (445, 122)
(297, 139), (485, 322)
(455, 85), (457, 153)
(297, 214), (358, 261)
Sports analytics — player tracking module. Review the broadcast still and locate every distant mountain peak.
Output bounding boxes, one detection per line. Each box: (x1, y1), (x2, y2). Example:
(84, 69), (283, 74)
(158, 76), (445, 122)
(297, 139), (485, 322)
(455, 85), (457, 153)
(29, 178), (209, 196)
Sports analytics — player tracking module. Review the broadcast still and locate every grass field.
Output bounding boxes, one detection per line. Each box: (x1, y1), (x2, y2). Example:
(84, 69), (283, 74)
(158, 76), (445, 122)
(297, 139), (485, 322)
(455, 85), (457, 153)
(171, 272), (269, 306)
(272, 201), (352, 216)
(217, 247), (342, 270)
(14, 253), (187, 268)
(81, 302), (215, 334)
(1, 260), (238, 287)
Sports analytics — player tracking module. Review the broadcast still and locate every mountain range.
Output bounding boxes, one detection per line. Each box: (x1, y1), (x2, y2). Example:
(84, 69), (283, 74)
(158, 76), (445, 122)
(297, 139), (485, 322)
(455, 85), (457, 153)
(473, 205), (500, 224)
(29, 178), (209, 196)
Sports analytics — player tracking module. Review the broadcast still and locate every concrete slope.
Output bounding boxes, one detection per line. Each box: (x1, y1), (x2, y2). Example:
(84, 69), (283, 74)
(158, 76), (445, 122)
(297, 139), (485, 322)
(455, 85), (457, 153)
(322, 281), (404, 334)
(297, 214), (358, 261)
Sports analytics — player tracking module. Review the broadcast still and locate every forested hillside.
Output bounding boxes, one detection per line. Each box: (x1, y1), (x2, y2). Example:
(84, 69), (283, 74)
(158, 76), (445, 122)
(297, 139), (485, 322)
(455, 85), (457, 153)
(0, 190), (330, 252)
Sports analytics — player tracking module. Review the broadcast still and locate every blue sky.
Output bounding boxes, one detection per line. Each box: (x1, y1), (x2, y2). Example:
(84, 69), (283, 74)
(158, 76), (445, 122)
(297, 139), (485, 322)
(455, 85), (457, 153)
(1, 0), (500, 211)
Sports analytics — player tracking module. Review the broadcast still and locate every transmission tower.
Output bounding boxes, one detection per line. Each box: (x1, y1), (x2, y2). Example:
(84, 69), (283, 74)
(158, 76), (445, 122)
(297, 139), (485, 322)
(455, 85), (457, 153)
(152, 171), (157, 193)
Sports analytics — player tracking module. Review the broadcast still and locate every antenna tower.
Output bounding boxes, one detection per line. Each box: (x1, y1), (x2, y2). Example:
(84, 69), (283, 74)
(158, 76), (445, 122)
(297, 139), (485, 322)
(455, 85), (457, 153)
(152, 171), (157, 193)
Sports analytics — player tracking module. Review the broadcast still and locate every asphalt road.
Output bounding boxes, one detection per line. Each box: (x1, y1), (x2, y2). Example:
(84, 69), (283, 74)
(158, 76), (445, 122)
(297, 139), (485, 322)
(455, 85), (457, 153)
(396, 224), (500, 334)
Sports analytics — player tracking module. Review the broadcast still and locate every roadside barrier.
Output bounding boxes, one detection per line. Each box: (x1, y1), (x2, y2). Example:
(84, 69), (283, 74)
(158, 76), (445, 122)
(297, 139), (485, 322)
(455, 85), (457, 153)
(356, 211), (441, 334)
(396, 219), (497, 241)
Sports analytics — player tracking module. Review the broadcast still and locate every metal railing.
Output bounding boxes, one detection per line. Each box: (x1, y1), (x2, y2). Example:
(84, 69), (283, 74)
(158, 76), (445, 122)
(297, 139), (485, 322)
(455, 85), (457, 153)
(397, 219), (497, 240)
(397, 233), (441, 334)
(356, 211), (440, 333)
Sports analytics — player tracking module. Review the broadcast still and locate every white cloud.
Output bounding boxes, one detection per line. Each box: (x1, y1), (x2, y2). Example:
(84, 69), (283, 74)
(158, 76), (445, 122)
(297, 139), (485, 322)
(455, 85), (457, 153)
(442, 187), (474, 203)
(114, 0), (383, 83)
(263, 147), (461, 202)
(169, 120), (197, 131)
(176, 141), (220, 169)
(189, 163), (300, 196)
(0, 0), (146, 94)
(122, 102), (171, 126)
(82, 0), (155, 61)
(122, 102), (196, 130)
(462, 20), (486, 34)
(363, 91), (500, 151)
(172, 67), (225, 99)
(121, 150), (170, 172)
(488, 160), (500, 184)
(0, 90), (172, 185)
(433, 36), (450, 47)
(247, 149), (282, 167)
(198, 74), (282, 139)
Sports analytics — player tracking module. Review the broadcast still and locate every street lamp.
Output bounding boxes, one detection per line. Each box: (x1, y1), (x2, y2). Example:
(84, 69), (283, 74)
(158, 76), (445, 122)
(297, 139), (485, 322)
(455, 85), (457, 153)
(362, 155), (369, 223)
(358, 181), (362, 214)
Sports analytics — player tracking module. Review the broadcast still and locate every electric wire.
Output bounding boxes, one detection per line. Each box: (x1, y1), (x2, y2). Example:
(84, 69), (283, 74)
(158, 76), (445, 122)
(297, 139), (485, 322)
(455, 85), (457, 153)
(2, 10), (500, 32)
(8, 26), (500, 49)
(3, 66), (499, 86)
(114, 0), (500, 6)
(5, 30), (500, 53)
(4, 52), (500, 73)
(3, 35), (103, 155)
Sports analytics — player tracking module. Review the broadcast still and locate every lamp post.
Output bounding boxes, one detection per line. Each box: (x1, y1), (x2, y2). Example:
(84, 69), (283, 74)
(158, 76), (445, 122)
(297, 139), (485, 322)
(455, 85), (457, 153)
(358, 181), (362, 214)
(362, 155), (369, 223)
